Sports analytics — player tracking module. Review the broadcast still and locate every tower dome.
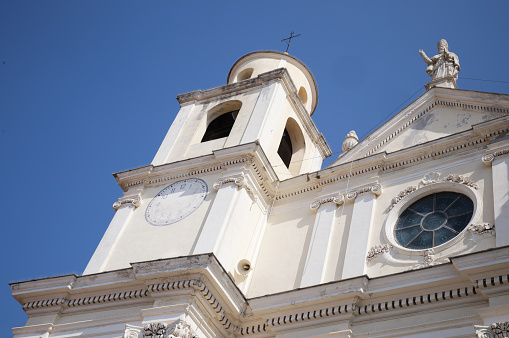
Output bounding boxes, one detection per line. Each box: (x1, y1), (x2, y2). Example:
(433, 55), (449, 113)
(227, 51), (318, 115)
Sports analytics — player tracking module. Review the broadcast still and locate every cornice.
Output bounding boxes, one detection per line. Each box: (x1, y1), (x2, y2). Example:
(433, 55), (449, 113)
(113, 143), (278, 211)
(275, 119), (509, 202)
(11, 248), (509, 337)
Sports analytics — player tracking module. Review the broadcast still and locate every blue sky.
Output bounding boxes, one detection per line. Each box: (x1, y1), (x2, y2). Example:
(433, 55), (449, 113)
(1, 1), (508, 335)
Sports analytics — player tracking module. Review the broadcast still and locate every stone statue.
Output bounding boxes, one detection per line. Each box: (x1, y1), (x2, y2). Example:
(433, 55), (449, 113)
(419, 39), (460, 90)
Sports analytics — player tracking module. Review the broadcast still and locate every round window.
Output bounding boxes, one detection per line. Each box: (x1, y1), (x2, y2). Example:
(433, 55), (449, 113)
(394, 192), (473, 249)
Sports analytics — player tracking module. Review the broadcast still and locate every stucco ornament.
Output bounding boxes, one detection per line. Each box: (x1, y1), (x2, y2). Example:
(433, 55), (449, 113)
(143, 322), (167, 337)
(475, 321), (509, 338)
(468, 223), (495, 236)
(366, 244), (392, 262)
(124, 324), (142, 338)
(386, 186), (418, 211)
(310, 194), (345, 211)
(167, 321), (198, 338)
(342, 130), (359, 153)
(419, 39), (460, 89)
(113, 195), (142, 211)
(442, 174), (478, 189)
(421, 172), (441, 185)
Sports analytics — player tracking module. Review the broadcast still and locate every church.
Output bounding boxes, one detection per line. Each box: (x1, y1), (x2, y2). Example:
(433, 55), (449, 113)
(10, 40), (509, 337)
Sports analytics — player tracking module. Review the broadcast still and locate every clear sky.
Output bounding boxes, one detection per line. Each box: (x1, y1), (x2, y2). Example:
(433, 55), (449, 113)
(1, 1), (508, 335)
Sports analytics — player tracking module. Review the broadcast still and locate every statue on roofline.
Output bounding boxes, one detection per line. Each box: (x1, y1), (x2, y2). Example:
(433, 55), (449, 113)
(419, 39), (460, 90)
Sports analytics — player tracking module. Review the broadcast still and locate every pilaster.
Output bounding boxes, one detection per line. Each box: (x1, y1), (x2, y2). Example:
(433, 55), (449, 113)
(83, 194), (141, 275)
(300, 194), (344, 288)
(341, 183), (382, 279)
(482, 146), (509, 247)
(193, 173), (254, 271)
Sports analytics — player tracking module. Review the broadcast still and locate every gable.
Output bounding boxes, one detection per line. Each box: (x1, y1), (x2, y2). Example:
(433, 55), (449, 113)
(331, 88), (509, 166)
(379, 106), (503, 153)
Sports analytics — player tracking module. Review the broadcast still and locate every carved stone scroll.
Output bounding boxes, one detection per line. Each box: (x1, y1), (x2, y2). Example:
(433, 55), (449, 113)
(482, 148), (509, 166)
(113, 195), (142, 211)
(124, 324), (142, 338)
(213, 175), (245, 190)
(346, 183), (382, 201)
(310, 194), (345, 211)
(213, 173), (256, 201)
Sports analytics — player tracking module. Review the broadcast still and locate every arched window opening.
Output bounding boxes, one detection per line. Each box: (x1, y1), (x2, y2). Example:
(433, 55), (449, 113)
(201, 110), (239, 143)
(298, 87), (308, 105)
(237, 68), (254, 82)
(278, 128), (293, 168)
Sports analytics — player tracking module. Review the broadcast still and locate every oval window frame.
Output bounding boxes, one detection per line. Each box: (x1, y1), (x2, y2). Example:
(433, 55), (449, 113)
(383, 181), (482, 256)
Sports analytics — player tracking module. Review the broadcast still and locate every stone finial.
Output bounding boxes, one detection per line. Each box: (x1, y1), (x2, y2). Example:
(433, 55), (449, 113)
(342, 130), (359, 153)
(419, 39), (460, 90)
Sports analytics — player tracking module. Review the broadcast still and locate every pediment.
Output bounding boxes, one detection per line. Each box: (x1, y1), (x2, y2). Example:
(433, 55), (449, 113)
(331, 88), (509, 166)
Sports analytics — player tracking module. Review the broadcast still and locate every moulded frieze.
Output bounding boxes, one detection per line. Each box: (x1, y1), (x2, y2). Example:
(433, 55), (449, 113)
(475, 321), (509, 338)
(310, 193), (345, 211)
(113, 194), (142, 211)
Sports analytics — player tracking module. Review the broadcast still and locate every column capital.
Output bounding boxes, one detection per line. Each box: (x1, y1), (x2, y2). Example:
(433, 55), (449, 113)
(310, 194), (345, 211)
(213, 174), (245, 190)
(482, 147), (509, 166)
(213, 173), (256, 201)
(346, 183), (382, 202)
(113, 194), (141, 211)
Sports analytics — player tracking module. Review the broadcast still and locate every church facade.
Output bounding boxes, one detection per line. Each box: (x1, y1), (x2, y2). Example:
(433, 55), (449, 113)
(11, 43), (509, 337)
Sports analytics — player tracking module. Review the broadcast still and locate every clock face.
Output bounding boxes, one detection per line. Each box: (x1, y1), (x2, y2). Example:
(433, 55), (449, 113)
(146, 178), (208, 226)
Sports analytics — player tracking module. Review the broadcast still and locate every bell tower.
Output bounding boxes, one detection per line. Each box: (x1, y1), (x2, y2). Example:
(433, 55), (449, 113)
(83, 51), (331, 284)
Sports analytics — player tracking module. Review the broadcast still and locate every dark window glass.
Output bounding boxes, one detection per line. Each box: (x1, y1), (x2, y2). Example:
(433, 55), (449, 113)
(201, 110), (238, 143)
(394, 192), (473, 249)
(277, 129), (293, 168)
